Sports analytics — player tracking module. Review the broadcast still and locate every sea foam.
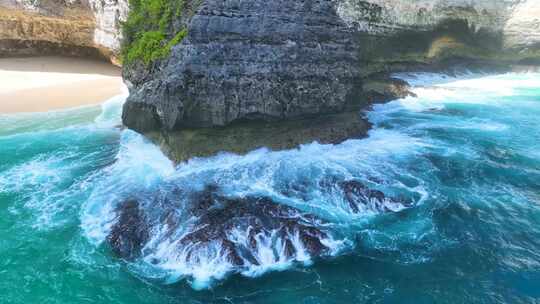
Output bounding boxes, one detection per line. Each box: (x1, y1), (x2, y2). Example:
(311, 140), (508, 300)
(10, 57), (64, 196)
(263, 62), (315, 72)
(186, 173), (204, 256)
(81, 72), (540, 289)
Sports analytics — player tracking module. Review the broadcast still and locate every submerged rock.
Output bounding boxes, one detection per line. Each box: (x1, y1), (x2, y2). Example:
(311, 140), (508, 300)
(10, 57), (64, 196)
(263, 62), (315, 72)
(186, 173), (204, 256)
(108, 200), (149, 260)
(105, 176), (417, 288)
(360, 77), (417, 105)
(314, 177), (410, 214)
(339, 180), (409, 213)
(107, 179), (412, 267)
(178, 187), (331, 265)
(108, 185), (334, 266)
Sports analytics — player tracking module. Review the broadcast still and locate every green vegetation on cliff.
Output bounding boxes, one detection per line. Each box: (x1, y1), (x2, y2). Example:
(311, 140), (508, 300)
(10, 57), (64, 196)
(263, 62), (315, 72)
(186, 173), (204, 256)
(121, 0), (188, 65)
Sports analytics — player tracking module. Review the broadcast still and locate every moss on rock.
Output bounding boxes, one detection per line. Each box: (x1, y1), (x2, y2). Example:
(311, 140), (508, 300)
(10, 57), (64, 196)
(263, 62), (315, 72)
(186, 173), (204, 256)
(147, 112), (373, 164)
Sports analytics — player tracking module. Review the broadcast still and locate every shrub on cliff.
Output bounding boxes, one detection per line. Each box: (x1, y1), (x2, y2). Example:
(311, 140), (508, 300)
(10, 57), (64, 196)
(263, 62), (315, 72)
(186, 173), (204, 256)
(121, 0), (188, 65)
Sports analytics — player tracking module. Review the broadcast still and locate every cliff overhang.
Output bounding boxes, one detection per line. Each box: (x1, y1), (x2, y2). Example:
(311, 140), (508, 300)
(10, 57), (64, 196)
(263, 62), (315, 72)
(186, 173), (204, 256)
(119, 0), (540, 162)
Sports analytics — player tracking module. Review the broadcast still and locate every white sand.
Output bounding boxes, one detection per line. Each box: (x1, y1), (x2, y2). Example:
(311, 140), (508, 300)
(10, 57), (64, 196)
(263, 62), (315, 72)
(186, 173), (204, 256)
(0, 56), (123, 113)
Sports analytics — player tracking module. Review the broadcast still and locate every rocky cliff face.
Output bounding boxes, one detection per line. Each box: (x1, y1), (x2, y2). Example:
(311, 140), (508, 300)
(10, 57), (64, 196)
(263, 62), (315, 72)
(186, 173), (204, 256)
(122, 0), (539, 162)
(336, 0), (540, 65)
(125, 0), (363, 130)
(89, 0), (128, 56)
(344, 0), (540, 53)
(0, 0), (127, 62)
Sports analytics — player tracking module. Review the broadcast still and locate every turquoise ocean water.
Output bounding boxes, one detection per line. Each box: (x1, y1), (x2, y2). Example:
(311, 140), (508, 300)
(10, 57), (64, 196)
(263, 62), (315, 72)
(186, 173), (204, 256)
(0, 73), (539, 303)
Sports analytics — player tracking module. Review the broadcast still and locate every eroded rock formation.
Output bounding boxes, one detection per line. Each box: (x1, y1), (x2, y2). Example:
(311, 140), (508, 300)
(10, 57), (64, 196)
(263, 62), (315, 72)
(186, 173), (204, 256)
(106, 180), (406, 278)
(0, 0), (127, 62)
(108, 185), (335, 266)
(121, 0), (540, 163)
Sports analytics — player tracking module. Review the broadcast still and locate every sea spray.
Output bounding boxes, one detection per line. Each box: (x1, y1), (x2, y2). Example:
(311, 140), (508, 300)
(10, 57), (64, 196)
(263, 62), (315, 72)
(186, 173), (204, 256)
(87, 106), (430, 289)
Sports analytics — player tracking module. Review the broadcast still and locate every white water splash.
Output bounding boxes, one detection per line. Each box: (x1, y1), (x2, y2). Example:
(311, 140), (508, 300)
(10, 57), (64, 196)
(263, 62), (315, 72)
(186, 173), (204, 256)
(79, 72), (540, 289)
(81, 130), (174, 244)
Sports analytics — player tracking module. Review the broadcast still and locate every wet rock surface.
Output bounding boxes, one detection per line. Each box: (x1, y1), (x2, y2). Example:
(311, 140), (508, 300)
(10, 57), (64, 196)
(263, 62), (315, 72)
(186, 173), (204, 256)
(107, 179), (411, 268)
(359, 76), (416, 105)
(177, 187), (331, 265)
(108, 200), (149, 260)
(150, 110), (371, 163)
(108, 185), (333, 266)
(338, 180), (410, 213)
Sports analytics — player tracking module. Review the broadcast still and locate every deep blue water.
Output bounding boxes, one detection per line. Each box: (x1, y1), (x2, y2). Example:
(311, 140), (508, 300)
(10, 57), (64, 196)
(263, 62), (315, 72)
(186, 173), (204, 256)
(0, 73), (539, 303)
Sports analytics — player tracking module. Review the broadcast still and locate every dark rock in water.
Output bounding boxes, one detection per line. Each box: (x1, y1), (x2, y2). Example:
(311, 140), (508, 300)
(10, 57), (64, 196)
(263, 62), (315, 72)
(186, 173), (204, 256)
(359, 76), (416, 105)
(338, 180), (408, 213)
(423, 108), (465, 116)
(180, 188), (330, 265)
(107, 200), (149, 260)
(107, 186), (332, 267)
(106, 179), (415, 284)
(280, 177), (409, 215)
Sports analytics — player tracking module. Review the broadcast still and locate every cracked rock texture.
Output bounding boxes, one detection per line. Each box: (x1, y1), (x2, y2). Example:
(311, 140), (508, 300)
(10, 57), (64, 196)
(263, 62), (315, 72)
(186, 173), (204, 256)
(124, 0), (364, 131)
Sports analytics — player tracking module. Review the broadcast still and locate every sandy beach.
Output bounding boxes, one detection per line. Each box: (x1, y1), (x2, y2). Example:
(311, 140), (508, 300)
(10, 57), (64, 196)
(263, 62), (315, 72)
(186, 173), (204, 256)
(0, 56), (123, 113)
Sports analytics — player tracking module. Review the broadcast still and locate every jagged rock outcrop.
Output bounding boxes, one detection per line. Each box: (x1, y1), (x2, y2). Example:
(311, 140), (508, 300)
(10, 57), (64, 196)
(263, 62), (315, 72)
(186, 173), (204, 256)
(0, 0), (127, 62)
(108, 185), (334, 264)
(121, 0), (540, 162)
(107, 180), (408, 282)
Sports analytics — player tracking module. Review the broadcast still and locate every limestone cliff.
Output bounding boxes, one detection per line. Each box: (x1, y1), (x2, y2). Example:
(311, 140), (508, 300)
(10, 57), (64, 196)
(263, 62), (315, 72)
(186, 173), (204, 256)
(122, 0), (540, 162)
(89, 0), (128, 56)
(0, 0), (127, 62)
(336, 0), (540, 65)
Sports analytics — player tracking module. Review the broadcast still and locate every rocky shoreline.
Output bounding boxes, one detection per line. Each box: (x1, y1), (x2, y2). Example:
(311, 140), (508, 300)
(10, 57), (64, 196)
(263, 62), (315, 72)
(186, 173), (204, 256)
(124, 58), (536, 164)
(107, 180), (409, 276)
(120, 0), (540, 163)
(2, 0), (539, 162)
(3, 0), (540, 293)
